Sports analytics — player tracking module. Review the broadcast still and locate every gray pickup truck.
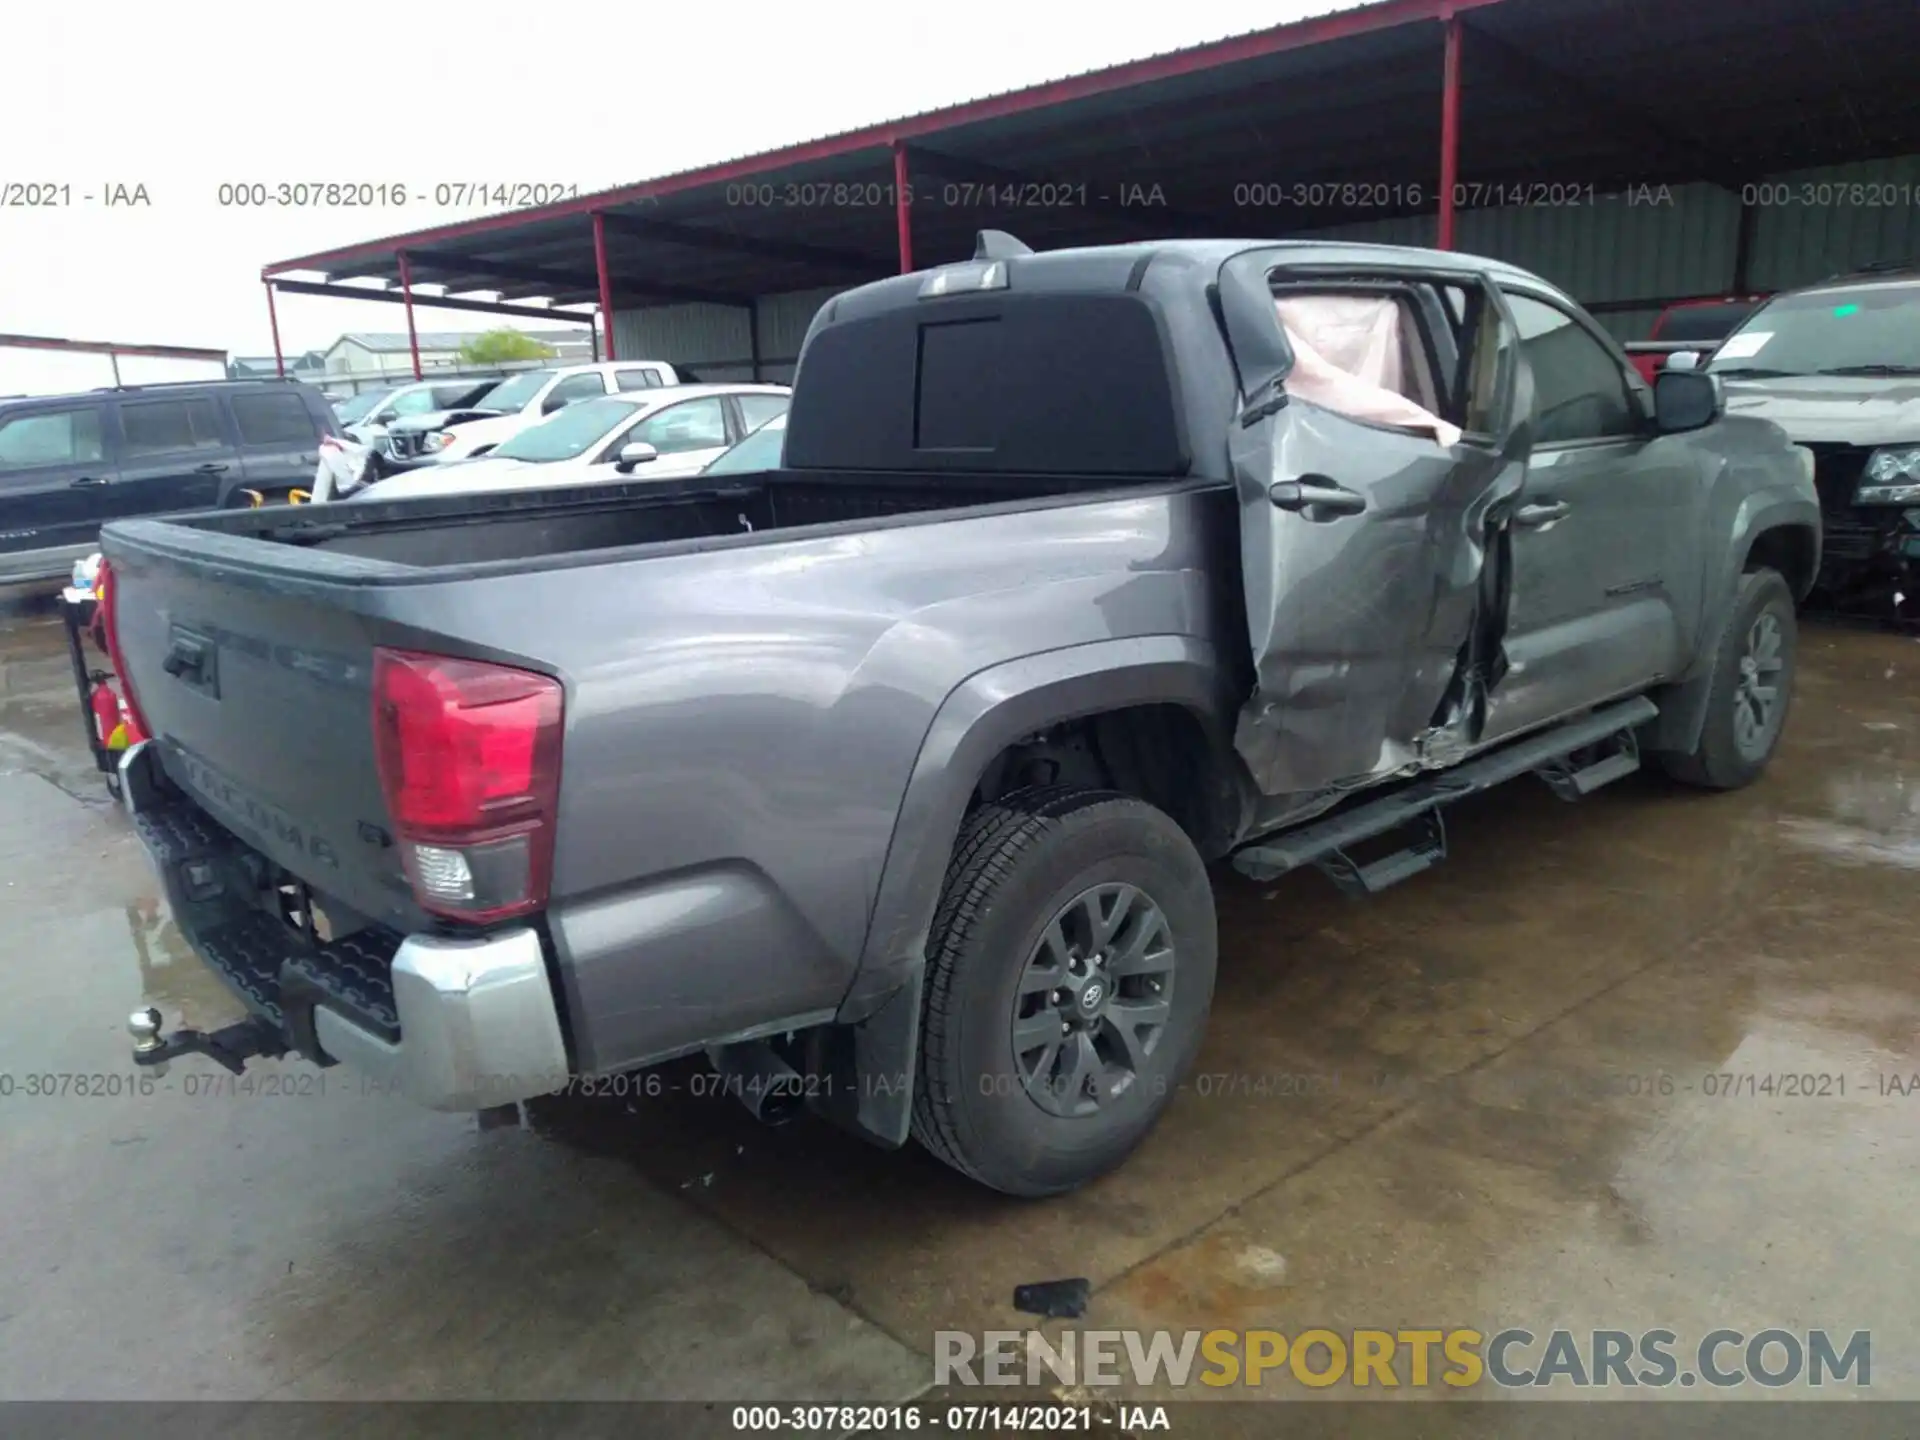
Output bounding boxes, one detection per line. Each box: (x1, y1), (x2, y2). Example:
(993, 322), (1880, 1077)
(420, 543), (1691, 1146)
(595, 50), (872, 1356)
(103, 234), (1820, 1196)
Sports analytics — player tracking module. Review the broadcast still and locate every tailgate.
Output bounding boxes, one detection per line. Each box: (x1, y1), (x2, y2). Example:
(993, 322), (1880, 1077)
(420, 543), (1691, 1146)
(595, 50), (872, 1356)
(106, 535), (413, 929)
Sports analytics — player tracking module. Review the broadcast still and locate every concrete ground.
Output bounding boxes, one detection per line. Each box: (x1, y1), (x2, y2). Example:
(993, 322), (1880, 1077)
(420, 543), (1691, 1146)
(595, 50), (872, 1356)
(2, 596), (1916, 1421)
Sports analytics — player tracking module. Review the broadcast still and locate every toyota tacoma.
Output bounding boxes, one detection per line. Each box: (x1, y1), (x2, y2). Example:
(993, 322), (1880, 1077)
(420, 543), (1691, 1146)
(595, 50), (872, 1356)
(101, 234), (1818, 1196)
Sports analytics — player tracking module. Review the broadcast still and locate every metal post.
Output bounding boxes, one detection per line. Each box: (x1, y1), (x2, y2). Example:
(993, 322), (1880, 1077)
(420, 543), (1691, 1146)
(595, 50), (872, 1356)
(264, 280), (286, 377)
(592, 212), (618, 361)
(396, 251), (422, 379)
(1436, 14), (1462, 251)
(590, 318), (601, 363)
(109, 352), (122, 385)
(892, 141), (913, 273)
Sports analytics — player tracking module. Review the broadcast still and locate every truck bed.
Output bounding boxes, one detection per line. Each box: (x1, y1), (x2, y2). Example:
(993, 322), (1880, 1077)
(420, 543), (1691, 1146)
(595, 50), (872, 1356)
(98, 468), (1216, 954)
(121, 469), (1131, 576)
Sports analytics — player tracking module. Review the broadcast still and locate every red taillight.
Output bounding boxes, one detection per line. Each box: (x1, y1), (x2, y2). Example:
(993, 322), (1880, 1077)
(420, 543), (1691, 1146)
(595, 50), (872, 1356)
(96, 559), (150, 744)
(371, 648), (563, 923)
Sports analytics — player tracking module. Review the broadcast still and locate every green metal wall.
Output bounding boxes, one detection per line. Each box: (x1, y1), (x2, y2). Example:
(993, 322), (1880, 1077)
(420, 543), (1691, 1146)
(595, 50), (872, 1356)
(1301, 155), (1920, 338)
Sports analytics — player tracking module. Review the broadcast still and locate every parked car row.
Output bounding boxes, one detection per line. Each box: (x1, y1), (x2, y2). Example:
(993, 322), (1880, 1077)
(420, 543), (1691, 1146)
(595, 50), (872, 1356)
(355, 385), (791, 501)
(382, 360), (685, 462)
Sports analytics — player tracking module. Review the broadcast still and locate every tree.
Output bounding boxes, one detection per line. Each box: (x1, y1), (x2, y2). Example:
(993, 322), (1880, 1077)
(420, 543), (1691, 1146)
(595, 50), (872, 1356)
(457, 329), (558, 364)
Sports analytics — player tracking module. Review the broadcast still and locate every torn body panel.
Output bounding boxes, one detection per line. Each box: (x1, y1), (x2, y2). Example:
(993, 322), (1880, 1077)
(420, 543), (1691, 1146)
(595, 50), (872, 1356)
(1230, 400), (1522, 797)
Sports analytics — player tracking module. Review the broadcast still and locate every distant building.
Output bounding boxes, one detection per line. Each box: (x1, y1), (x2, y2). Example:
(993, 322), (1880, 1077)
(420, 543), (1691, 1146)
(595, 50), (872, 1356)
(319, 329), (594, 380)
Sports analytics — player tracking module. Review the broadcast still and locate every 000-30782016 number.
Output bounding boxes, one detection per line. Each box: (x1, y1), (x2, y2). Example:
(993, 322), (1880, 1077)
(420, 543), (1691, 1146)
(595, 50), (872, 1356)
(729, 1404), (1097, 1431)
(0, 1072), (155, 1097)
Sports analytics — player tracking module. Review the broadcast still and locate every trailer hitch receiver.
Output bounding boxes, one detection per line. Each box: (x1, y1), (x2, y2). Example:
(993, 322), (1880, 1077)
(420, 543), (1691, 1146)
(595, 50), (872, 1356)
(128, 1007), (289, 1077)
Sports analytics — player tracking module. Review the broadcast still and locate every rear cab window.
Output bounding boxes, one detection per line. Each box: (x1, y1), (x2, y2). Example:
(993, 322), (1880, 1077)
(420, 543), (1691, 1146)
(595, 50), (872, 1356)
(614, 368), (662, 392)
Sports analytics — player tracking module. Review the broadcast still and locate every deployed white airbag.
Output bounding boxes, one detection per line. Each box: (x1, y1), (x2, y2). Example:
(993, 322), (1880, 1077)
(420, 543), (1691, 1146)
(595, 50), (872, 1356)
(1274, 295), (1462, 447)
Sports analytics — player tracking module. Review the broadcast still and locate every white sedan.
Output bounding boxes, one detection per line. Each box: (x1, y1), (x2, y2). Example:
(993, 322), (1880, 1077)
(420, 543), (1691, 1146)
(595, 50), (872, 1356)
(355, 384), (790, 501)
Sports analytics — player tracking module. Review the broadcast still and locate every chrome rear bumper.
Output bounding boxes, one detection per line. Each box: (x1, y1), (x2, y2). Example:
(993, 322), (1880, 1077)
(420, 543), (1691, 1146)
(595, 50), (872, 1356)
(120, 739), (570, 1110)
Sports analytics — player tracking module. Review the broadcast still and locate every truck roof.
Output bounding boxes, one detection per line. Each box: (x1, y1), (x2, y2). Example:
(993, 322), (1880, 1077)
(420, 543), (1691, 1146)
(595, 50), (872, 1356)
(793, 235), (1570, 486)
(819, 236), (1571, 321)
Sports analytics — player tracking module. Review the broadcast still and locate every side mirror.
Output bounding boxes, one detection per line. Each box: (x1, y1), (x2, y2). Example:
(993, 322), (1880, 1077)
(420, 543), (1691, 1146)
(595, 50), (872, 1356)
(615, 441), (658, 472)
(1663, 350), (1702, 373)
(541, 394), (569, 414)
(1654, 369), (1723, 434)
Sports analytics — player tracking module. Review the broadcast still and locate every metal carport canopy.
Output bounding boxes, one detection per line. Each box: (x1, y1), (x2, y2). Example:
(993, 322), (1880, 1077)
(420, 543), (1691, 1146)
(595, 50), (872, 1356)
(260, 0), (1920, 371)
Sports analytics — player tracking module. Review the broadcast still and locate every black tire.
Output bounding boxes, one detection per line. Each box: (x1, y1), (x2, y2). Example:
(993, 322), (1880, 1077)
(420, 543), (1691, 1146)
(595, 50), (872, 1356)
(1659, 567), (1797, 790)
(910, 785), (1217, 1197)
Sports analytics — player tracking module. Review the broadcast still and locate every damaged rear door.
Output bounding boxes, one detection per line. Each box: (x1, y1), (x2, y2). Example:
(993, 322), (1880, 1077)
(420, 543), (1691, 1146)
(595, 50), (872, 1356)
(1214, 249), (1533, 799)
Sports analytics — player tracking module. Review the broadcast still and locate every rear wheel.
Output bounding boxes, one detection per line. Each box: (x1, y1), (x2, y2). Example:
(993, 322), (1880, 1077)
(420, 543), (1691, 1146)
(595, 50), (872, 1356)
(911, 786), (1217, 1196)
(1659, 567), (1797, 790)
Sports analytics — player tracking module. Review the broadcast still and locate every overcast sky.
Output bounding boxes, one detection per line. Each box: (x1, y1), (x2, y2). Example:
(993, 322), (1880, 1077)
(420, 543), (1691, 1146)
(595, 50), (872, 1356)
(0, 0), (1353, 393)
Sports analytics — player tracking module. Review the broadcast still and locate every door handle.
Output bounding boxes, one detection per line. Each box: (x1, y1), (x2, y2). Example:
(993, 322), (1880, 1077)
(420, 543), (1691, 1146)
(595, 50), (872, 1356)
(194, 462), (230, 475)
(69, 475), (109, 487)
(1269, 478), (1366, 518)
(1513, 500), (1570, 528)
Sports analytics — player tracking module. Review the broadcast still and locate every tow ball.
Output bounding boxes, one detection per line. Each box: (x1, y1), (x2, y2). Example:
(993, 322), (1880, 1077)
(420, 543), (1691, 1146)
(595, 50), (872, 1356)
(128, 1007), (290, 1077)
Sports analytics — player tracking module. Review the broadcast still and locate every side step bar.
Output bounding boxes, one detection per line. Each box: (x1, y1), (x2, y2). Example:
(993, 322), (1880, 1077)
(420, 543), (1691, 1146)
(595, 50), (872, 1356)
(1232, 696), (1659, 895)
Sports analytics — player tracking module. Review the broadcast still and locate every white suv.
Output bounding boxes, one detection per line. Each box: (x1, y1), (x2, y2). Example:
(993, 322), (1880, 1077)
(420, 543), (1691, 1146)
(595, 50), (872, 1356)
(404, 361), (680, 461)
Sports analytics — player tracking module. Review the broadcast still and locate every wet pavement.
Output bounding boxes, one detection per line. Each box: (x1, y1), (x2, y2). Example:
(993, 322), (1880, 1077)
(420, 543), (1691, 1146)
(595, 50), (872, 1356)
(2, 597), (1917, 1418)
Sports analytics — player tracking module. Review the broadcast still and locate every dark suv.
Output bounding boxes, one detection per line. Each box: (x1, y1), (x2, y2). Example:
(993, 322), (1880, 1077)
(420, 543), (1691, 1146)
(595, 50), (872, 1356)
(0, 378), (334, 586)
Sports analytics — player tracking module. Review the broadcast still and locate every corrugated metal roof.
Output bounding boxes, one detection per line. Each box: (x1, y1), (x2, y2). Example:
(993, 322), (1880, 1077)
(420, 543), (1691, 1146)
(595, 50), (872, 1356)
(262, 0), (1920, 338)
(266, 0), (1477, 281)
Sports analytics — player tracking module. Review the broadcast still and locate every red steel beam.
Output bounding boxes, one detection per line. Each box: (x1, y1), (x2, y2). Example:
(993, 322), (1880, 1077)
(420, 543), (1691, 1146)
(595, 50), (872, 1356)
(1436, 13), (1463, 250)
(262, 0), (1506, 277)
(592, 211), (618, 361)
(264, 281), (286, 377)
(893, 141), (913, 273)
(269, 279), (597, 325)
(396, 251), (423, 379)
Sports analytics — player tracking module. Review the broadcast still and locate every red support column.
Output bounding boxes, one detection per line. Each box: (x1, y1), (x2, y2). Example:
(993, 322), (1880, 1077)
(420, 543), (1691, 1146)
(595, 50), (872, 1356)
(1436, 13), (1462, 251)
(892, 141), (913, 273)
(592, 212), (618, 361)
(396, 250), (423, 379)
(264, 280), (286, 378)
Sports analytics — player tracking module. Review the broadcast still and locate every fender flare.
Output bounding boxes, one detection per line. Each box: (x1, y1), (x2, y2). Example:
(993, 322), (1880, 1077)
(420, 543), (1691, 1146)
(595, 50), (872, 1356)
(820, 634), (1230, 1147)
(1647, 490), (1819, 756)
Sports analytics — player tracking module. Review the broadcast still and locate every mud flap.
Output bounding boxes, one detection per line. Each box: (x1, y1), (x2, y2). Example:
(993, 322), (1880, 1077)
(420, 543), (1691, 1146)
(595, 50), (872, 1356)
(1213, 253), (1532, 797)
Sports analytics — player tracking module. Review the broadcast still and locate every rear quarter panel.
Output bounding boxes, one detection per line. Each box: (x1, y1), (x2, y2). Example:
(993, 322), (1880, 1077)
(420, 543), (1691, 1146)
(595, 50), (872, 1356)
(495, 487), (1237, 1072)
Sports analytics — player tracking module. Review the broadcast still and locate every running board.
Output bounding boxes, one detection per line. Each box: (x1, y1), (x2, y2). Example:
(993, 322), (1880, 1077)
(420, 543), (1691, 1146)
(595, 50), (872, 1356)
(1232, 696), (1659, 895)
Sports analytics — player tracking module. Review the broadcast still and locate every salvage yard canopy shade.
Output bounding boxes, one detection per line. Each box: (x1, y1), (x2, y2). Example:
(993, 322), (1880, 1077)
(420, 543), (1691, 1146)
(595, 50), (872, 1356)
(260, 0), (1920, 373)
